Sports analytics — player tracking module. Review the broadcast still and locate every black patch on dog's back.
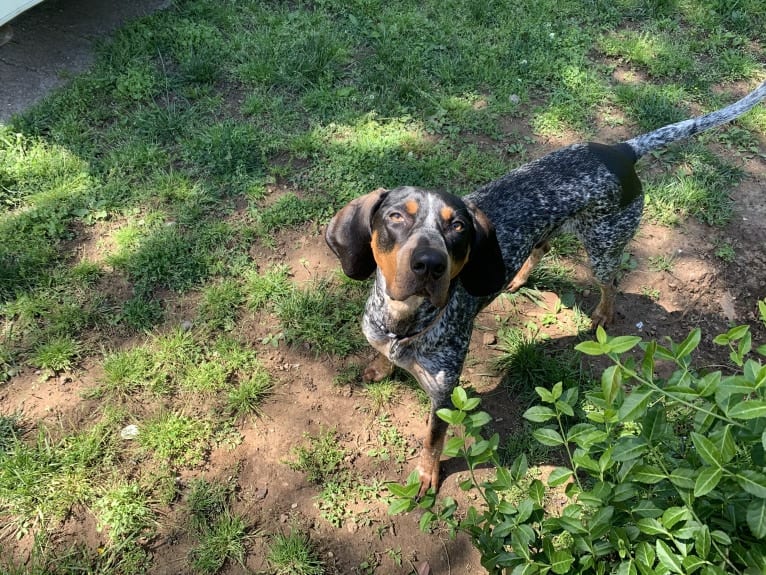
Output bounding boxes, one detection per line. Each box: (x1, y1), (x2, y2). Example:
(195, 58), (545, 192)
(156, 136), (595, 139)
(587, 142), (641, 207)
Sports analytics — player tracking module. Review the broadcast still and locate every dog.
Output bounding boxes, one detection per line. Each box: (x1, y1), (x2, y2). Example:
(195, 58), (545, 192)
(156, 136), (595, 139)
(326, 80), (766, 496)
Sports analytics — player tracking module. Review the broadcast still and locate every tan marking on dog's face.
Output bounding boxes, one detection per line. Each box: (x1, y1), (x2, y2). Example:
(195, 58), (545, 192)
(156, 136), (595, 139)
(371, 229), (401, 295)
(448, 249), (470, 279)
(440, 206), (455, 222)
(405, 200), (419, 215)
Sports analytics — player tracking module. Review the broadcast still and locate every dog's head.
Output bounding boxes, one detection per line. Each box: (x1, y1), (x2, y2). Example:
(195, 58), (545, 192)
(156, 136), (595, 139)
(326, 186), (506, 307)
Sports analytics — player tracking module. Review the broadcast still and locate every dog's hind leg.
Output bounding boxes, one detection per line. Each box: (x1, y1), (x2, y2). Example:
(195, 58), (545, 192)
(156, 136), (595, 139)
(579, 198), (643, 327)
(507, 240), (551, 292)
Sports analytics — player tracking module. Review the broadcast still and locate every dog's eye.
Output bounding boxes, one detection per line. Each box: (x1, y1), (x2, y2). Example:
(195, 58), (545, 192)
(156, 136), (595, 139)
(451, 220), (465, 232)
(388, 212), (404, 222)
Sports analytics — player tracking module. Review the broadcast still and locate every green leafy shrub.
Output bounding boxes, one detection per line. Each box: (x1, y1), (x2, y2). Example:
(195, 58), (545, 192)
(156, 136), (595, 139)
(389, 300), (766, 575)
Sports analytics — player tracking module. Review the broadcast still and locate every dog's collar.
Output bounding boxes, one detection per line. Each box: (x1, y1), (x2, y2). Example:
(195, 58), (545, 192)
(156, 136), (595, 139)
(384, 303), (448, 345)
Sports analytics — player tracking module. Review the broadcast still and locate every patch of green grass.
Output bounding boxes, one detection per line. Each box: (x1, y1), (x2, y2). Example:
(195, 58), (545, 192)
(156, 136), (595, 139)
(614, 83), (690, 133)
(714, 241), (736, 263)
(0, 414), (22, 453)
(644, 145), (742, 226)
(0, 423), (116, 536)
(267, 530), (325, 575)
(245, 263), (293, 311)
(30, 336), (80, 372)
(363, 380), (400, 413)
(92, 482), (155, 542)
(493, 326), (585, 403)
(365, 415), (410, 464)
(120, 295), (164, 331)
(139, 411), (213, 468)
(100, 348), (155, 396)
(197, 279), (244, 332)
(287, 428), (347, 485)
(186, 477), (252, 574)
(226, 369), (273, 420)
(190, 512), (249, 574)
(275, 278), (367, 356)
(647, 254), (675, 272)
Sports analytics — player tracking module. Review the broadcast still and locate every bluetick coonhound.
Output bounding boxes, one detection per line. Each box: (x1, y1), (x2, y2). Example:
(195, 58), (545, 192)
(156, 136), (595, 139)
(326, 81), (766, 495)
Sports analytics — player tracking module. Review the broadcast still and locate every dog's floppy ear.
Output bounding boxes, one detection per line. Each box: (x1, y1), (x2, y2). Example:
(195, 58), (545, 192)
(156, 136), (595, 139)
(459, 201), (506, 296)
(325, 188), (388, 280)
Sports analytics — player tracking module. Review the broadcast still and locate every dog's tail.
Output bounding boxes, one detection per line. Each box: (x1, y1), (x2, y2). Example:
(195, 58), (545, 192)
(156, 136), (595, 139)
(624, 80), (766, 159)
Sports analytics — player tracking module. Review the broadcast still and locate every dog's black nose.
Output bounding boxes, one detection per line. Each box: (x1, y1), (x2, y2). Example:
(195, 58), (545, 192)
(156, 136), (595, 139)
(411, 248), (447, 279)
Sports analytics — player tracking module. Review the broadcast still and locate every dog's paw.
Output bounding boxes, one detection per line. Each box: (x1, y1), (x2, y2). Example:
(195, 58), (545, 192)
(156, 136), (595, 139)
(590, 306), (614, 328)
(362, 355), (394, 382)
(416, 458), (440, 499)
(506, 277), (526, 293)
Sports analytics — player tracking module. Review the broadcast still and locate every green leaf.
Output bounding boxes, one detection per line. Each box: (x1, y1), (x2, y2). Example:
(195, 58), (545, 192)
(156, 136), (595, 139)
(631, 465), (666, 484)
(717, 425), (737, 464)
(691, 432), (723, 467)
(682, 555), (706, 574)
(612, 436), (648, 462)
(551, 381), (563, 401)
(675, 328), (701, 359)
(736, 470), (766, 498)
(467, 411), (492, 428)
(463, 397), (481, 411)
(618, 386), (654, 421)
(575, 340), (606, 356)
(637, 518), (669, 536)
(696, 371), (721, 396)
(609, 335), (642, 354)
(388, 497), (415, 515)
(510, 454), (528, 480)
(602, 365), (621, 407)
(635, 541), (655, 569)
(419, 510), (435, 531)
(469, 439), (490, 457)
(533, 428), (565, 447)
(694, 467), (723, 497)
(556, 515), (587, 534)
(596, 325), (607, 344)
(529, 479), (545, 506)
(451, 386), (468, 410)
(728, 399), (766, 420)
(535, 386), (555, 403)
(661, 506), (691, 530)
(616, 560), (636, 575)
(668, 467), (696, 490)
(517, 498), (534, 523)
(523, 405), (557, 423)
(436, 408), (465, 425)
(554, 399), (574, 417)
(747, 498), (766, 539)
(656, 539), (684, 574)
(442, 436), (464, 458)
(549, 549), (575, 574)
(695, 525), (711, 559)
(547, 467), (574, 487)
(567, 423), (606, 448)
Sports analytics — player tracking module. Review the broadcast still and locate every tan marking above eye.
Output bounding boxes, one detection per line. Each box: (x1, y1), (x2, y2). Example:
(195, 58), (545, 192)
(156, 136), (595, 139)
(440, 206), (455, 222)
(405, 200), (419, 215)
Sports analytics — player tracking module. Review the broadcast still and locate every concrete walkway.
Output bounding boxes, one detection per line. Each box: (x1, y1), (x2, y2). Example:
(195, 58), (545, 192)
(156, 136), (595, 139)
(0, 0), (168, 122)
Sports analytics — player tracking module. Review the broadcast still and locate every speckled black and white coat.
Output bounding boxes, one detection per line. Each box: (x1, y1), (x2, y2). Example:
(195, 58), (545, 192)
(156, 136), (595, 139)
(327, 79), (766, 495)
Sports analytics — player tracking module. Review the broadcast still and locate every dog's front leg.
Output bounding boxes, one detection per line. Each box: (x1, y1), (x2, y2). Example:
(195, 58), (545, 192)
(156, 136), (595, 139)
(416, 406), (449, 498)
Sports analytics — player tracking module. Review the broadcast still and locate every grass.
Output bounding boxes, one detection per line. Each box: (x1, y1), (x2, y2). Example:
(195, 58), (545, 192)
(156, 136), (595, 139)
(287, 429), (348, 485)
(267, 530), (325, 575)
(0, 0), (764, 570)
